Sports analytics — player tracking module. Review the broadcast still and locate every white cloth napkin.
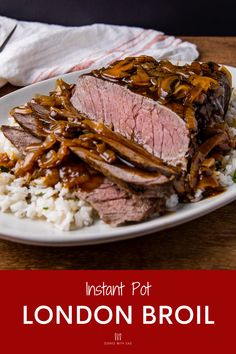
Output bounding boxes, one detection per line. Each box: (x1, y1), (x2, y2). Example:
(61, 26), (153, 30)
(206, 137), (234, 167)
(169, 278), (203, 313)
(0, 16), (199, 87)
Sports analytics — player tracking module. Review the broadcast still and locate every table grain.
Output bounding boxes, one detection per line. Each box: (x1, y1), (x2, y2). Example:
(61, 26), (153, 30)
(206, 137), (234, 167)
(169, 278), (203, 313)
(1, 37), (236, 270)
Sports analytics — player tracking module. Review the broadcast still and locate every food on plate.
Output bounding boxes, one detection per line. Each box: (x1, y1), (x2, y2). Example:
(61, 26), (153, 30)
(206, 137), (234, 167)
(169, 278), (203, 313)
(71, 57), (232, 170)
(0, 56), (236, 231)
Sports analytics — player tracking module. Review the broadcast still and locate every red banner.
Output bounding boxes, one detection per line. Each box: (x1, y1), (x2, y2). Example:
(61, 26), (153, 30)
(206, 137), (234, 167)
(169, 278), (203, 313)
(0, 271), (235, 353)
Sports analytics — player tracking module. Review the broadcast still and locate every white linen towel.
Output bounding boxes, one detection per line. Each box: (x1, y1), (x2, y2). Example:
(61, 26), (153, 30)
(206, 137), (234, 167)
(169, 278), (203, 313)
(0, 16), (199, 87)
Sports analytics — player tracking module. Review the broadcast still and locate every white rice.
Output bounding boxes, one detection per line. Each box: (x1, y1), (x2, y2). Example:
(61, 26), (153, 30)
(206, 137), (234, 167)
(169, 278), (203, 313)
(217, 88), (236, 187)
(1, 89), (236, 229)
(165, 193), (179, 209)
(0, 172), (94, 231)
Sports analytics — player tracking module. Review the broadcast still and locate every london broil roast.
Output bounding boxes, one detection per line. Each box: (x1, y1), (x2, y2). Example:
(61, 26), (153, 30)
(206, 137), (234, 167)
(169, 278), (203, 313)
(0, 56), (235, 230)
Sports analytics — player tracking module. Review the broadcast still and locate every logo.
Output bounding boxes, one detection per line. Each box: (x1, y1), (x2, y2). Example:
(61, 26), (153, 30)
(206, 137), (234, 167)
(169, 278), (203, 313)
(103, 332), (133, 346)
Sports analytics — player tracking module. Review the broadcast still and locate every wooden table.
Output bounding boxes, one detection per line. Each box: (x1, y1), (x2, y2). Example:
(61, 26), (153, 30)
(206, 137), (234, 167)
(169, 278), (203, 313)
(1, 37), (236, 270)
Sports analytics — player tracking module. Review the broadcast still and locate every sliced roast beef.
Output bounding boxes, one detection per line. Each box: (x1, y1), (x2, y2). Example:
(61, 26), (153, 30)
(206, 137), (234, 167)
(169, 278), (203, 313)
(13, 112), (55, 138)
(1, 126), (42, 153)
(1, 58), (232, 226)
(71, 58), (232, 171)
(0, 72), (179, 227)
(71, 75), (190, 169)
(82, 119), (179, 177)
(2, 127), (169, 225)
(70, 146), (173, 197)
(28, 102), (50, 118)
(2, 119), (175, 200)
(77, 178), (163, 226)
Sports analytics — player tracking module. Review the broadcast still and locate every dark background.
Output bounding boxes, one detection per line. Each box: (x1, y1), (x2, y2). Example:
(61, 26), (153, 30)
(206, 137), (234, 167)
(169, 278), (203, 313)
(0, 0), (235, 36)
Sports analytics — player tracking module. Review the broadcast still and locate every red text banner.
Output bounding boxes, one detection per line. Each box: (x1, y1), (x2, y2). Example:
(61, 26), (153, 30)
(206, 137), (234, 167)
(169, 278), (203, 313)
(0, 270), (235, 353)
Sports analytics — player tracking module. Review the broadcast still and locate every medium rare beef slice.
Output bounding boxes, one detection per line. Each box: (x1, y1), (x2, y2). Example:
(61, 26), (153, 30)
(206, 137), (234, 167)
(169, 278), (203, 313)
(71, 75), (190, 169)
(1, 126), (42, 153)
(71, 58), (231, 170)
(13, 112), (56, 139)
(77, 178), (163, 226)
(70, 146), (173, 198)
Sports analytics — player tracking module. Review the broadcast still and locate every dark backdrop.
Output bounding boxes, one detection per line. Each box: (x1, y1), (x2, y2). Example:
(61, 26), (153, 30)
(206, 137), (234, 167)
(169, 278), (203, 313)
(0, 0), (235, 35)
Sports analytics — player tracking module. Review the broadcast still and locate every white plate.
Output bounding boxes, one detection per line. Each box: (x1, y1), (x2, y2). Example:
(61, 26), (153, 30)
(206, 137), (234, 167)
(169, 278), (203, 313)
(0, 66), (236, 246)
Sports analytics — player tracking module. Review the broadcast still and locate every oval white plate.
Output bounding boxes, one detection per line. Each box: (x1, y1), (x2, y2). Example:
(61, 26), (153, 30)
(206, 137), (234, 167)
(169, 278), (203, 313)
(0, 66), (236, 246)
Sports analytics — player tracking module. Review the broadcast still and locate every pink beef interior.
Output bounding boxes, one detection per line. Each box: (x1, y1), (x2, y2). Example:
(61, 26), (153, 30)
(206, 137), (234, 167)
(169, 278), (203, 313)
(71, 75), (190, 169)
(77, 178), (163, 226)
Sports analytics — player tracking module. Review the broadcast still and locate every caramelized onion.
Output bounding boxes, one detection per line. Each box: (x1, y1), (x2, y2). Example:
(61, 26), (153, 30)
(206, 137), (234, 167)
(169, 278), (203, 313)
(130, 67), (150, 86)
(0, 153), (16, 169)
(14, 151), (40, 177)
(43, 168), (60, 187)
(59, 163), (90, 188)
(39, 143), (69, 169)
(197, 175), (219, 190)
(26, 134), (57, 152)
(101, 58), (135, 79)
(11, 106), (33, 115)
(189, 133), (228, 189)
(184, 106), (197, 131)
